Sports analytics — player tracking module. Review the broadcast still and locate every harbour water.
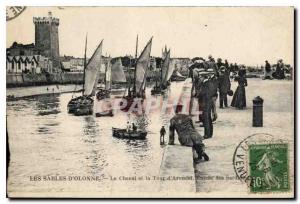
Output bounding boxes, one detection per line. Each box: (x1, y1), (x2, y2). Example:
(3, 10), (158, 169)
(7, 81), (190, 195)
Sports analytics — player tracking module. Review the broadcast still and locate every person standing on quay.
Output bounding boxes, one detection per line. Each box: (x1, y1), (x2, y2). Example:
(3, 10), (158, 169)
(231, 69), (247, 109)
(160, 126), (166, 145)
(264, 60), (273, 80)
(195, 71), (216, 139)
(218, 66), (231, 108)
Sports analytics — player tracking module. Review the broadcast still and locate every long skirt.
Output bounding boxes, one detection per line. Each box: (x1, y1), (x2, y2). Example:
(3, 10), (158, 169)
(231, 85), (246, 109)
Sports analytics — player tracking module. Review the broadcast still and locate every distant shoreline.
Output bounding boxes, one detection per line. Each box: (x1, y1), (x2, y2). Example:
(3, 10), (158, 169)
(6, 84), (82, 100)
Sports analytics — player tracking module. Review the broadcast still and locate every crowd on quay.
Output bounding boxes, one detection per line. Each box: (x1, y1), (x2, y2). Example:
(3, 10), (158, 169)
(167, 55), (292, 163)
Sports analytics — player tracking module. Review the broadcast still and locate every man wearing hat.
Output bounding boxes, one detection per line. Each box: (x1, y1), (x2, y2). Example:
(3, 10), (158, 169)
(218, 66), (231, 108)
(195, 69), (217, 139)
(168, 105), (209, 162)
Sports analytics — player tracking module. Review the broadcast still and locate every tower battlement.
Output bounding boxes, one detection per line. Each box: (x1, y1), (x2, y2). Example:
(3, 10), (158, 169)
(33, 17), (59, 25)
(33, 12), (59, 25)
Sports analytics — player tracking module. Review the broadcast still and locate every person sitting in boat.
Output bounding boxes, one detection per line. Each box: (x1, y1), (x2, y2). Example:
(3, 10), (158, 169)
(126, 121), (131, 132)
(132, 123), (137, 132)
(168, 105), (209, 162)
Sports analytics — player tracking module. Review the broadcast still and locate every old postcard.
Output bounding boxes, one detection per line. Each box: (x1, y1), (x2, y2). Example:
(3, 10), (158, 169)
(6, 6), (294, 198)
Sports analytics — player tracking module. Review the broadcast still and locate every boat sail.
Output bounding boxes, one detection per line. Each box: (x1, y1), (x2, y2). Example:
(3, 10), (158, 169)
(151, 48), (171, 95)
(105, 61), (112, 90)
(96, 57), (126, 100)
(67, 39), (103, 116)
(111, 58), (126, 83)
(134, 37), (153, 97)
(85, 40), (103, 96)
(120, 36), (153, 111)
(162, 49), (172, 86)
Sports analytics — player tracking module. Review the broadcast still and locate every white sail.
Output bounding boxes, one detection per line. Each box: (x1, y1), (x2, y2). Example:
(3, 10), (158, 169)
(161, 49), (170, 84)
(111, 58), (126, 83)
(164, 49), (173, 82)
(84, 40), (103, 96)
(105, 61), (112, 90)
(135, 37), (152, 94)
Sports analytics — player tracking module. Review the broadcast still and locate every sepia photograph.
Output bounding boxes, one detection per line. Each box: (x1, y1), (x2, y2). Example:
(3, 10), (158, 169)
(5, 6), (294, 198)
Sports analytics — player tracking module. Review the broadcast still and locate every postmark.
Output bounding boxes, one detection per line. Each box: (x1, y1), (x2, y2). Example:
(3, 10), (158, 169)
(232, 133), (290, 193)
(6, 6), (26, 21)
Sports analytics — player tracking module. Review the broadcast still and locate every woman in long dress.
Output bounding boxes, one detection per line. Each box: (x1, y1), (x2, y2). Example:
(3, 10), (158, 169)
(231, 69), (247, 109)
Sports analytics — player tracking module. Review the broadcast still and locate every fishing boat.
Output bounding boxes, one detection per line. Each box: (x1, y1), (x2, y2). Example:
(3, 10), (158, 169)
(96, 60), (112, 100)
(67, 36), (103, 116)
(95, 57), (127, 117)
(97, 57), (127, 100)
(120, 36), (153, 112)
(151, 48), (171, 95)
(112, 127), (147, 140)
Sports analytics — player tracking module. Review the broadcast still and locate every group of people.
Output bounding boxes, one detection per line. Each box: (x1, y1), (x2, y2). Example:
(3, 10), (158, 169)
(126, 121), (137, 132)
(264, 59), (288, 80)
(165, 55), (249, 163)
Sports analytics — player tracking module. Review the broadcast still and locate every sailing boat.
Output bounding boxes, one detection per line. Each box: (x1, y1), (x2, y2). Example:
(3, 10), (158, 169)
(95, 57), (127, 117)
(96, 60), (112, 100)
(96, 57), (127, 100)
(151, 48), (171, 95)
(120, 36), (153, 111)
(67, 37), (103, 116)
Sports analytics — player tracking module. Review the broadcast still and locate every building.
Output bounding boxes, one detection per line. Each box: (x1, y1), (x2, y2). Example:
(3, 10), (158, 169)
(7, 12), (60, 75)
(6, 42), (38, 56)
(6, 55), (53, 74)
(33, 12), (60, 70)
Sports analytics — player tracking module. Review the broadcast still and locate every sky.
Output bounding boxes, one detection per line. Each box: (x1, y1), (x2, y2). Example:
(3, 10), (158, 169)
(6, 7), (294, 66)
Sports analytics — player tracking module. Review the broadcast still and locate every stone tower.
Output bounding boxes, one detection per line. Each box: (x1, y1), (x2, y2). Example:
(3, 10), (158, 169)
(33, 12), (60, 71)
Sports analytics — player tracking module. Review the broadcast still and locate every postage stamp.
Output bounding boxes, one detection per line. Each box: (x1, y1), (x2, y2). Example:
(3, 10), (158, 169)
(249, 143), (289, 193)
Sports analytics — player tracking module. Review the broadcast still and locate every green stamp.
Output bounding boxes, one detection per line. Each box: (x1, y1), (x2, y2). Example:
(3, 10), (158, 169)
(249, 143), (289, 193)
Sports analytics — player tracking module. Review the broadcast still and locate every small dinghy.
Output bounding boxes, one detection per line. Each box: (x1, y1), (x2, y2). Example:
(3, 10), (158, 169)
(112, 128), (147, 140)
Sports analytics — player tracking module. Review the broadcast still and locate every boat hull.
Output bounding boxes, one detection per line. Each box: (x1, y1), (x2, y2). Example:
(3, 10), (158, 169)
(67, 96), (94, 116)
(96, 89), (111, 100)
(112, 128), (147, 140)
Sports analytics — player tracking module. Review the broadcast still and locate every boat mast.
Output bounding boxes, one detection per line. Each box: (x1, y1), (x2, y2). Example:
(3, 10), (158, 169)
(133, 34), (138, 96)
(82, 34), (88, 95)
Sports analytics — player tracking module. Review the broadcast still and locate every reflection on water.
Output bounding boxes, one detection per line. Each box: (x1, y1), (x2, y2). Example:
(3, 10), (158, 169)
(6, 81), (188, 194)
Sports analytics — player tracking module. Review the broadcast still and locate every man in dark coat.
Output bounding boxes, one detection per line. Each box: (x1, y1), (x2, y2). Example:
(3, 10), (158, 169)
(195, 72), (217, 139)
(264, 60), (272, 80)
(168, 105), (209, 161)
(218, 66), (231, 108)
